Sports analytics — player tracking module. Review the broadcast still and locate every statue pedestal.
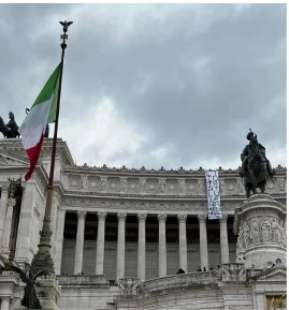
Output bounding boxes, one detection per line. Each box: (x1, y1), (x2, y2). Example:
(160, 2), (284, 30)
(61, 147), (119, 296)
(36, 276), (61, 310)
(234, 194), (286, 269)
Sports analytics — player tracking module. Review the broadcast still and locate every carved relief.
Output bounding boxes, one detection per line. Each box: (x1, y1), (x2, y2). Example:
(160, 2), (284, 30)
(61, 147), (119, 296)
(237, 217), (286, 252)
(277, 177), (286, 192)
(166, 178), (179, 194)
(69, 174), (83, 189)
(221, 178), (238, 195)
(250, 220), (260, 245)
(221, 263), (246, 282)
(271, 218), (285, 246)
(159, 178), (166, 193)
(107, 177), (121, 192)
(144, 178), (160, 193)
(266, 180), (275, 192)
(87, 176), (102, 191)
(118, 278), (141, 296)
(185, 178), (203, 195)
(260, 220), (272, 242)
(127, 177), (140, 193)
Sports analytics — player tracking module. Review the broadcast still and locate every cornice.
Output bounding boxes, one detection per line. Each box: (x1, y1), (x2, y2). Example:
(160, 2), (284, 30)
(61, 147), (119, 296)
(0, 138), (74, 167)
(64, 164), (286, 177)
(41, 138), (74, 166)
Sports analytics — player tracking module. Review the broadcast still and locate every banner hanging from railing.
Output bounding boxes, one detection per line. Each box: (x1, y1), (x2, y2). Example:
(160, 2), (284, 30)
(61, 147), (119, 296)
(205, 170), (222, 219)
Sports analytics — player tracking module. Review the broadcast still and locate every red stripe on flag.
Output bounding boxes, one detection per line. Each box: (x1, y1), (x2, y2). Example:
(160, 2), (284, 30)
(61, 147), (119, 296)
(24, 134), (45, 181)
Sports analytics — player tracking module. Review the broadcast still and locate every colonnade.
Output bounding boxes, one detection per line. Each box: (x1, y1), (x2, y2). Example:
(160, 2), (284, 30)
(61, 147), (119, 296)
(55, 210), (230, 280)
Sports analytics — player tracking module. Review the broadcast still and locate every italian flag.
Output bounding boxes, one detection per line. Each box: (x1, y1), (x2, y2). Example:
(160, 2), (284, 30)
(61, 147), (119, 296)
(20, 64), (62, 180)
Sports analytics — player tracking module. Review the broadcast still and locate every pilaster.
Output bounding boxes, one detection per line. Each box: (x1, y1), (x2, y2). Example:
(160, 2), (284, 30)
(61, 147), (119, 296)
(0, 183), (9, 249)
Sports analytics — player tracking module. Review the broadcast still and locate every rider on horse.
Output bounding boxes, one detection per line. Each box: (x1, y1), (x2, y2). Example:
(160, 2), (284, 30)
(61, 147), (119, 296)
(0, 112), (20, 138)
(240, 130), (274, 197)
(240, 130), (273, 178)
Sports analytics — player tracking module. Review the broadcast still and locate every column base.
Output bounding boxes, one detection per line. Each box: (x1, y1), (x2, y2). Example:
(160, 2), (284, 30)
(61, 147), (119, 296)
(36, 276), (61, 310)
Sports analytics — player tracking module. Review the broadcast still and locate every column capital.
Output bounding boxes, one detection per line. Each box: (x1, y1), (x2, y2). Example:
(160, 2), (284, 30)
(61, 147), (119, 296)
(178, 214), (187, 222)
(220, 214), (228, 223)
(197, 214), (207, 223)
(117, 212), (127, 220)
(98, 211), (107, 219)
(57, 206), (66, 213)
(77, 210), (87, 219)
(137, 213), (147, 221)
(158, 214), (167, 222)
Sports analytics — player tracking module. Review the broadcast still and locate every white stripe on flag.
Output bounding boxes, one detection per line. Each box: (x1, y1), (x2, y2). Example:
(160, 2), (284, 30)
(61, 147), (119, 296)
(20, 97), (52, 149)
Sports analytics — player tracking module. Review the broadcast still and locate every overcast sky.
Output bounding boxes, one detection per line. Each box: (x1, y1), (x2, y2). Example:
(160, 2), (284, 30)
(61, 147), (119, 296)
(0, 4), (286, 169)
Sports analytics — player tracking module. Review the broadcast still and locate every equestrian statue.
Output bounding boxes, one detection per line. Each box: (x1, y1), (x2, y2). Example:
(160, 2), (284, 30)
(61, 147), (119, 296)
(0, 109), (49, 139)
(239, 129), (274, 197)
(0, 112), (20, 138)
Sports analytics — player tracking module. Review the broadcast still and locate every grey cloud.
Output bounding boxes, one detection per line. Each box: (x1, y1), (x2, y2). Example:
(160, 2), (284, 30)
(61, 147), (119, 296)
(0, 4), (286, 169)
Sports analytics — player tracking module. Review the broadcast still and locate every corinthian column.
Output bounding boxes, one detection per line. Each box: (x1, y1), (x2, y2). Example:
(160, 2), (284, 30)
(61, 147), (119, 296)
(95, 211), (106, 275)
(158, 214), (167, 277)
(74, 211), (86, 275)
(0, 184), (9, 249)
(137, 213), (147, 281)
(220, 215), (229, 264)
(55, 208), (66, 275)
(116, 213), (126, 280)
(198, 214), (209, 270)
(0, 297), (10, 310)
(2, 196), (15, 257)
(178, 214), (188, 272)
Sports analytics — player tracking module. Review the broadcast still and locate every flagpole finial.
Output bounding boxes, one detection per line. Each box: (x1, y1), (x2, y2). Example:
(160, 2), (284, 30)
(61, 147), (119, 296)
(59, 20), (73, 50)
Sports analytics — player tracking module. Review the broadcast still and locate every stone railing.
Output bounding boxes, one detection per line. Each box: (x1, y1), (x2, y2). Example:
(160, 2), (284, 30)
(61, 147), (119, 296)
(57, 275), (109, 288)
(118, 271), (219, 296)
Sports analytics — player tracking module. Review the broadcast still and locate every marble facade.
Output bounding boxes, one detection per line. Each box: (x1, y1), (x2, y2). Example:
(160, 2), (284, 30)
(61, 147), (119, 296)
(0, 138), (286, 310)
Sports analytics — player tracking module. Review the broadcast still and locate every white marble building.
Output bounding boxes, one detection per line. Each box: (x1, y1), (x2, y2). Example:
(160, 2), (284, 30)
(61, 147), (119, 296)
(0, 138), (286, 310)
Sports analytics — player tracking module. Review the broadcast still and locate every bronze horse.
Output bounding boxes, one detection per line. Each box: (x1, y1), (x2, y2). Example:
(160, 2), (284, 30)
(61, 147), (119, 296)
(240, 131), (274, 197)
(0, 112), (20, 138)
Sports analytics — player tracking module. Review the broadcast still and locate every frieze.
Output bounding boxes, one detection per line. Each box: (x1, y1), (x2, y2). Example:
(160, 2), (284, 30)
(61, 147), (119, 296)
(63, 171), (286, 198)
(236, 216), (286, 255)
(62, 197), (210, 214)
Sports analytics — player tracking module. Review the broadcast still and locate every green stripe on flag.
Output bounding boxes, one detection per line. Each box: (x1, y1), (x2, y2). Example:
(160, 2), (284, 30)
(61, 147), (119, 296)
(48, 73), (60, 123)
(32, 63), (62, 110)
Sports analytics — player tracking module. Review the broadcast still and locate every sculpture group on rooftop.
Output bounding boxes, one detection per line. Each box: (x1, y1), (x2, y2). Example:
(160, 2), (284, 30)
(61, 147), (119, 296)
(0, 112), (20, 138)
(0, 110), (49, 139)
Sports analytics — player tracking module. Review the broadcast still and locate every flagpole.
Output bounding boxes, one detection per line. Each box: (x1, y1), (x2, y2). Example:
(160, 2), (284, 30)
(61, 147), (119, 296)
(31, 20), (73, 276)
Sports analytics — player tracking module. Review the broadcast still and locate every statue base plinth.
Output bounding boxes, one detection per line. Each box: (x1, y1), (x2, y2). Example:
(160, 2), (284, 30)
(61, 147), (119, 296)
(234, 194), (286, 269)
(36, 276), (61, 310)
